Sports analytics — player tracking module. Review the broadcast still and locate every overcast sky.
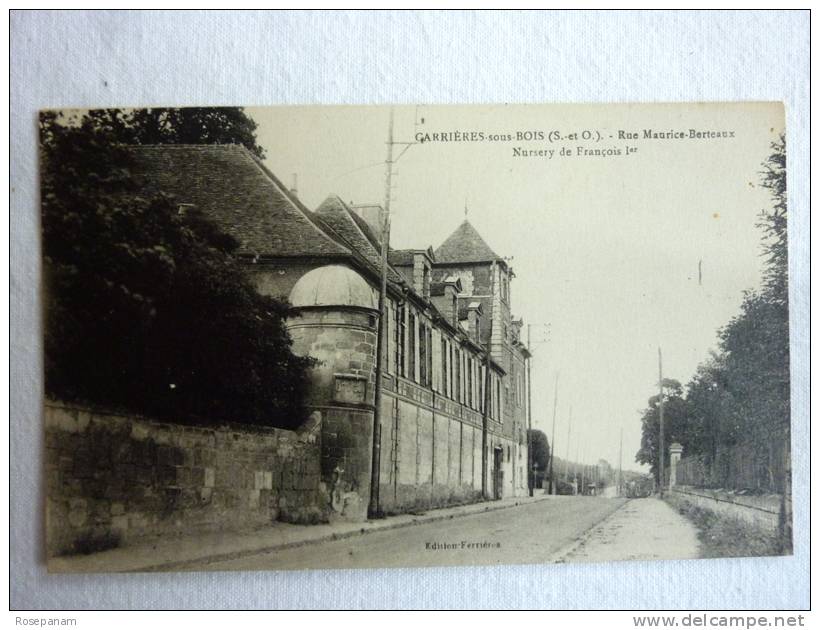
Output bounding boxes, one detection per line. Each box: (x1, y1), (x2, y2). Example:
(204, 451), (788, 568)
(249, 103), (784, 472)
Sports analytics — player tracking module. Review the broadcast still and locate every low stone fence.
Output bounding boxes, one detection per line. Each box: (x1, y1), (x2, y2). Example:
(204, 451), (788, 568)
(45, 401), (327, 556)
(670, 485), (782, 535)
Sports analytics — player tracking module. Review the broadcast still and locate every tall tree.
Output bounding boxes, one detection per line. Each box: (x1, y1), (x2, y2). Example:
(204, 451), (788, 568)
(635, 379), (690, 483)
(635, 134), (789, 501)
(527, 428), (550, 486)
(41, 109), (312, 428)
(758, 133), (787, 304)
(82, 107), (266, 158)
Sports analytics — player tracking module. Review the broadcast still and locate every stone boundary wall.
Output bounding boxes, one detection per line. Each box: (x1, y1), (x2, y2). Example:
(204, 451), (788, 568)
(671, 485), (782, 535)
(45, 401), (326, 557)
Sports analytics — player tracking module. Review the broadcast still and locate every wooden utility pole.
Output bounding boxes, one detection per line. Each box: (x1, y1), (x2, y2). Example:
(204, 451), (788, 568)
(579, 446), (586, 495)
(563, 406), (572, 482)
(481, 259), (497, 500)
(526, 324), (533, 496)
(618, 426), (624, 497)
(548, 373), (559, 494)
(368, 108), (395, 519)
(573, 437), (580, 495)
(658, 347), (665, 499)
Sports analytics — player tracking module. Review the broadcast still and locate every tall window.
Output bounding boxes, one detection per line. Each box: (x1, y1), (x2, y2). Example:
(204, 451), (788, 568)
(448, 342), (454, 398)
(441, 336), (448, 396)
(426, 326), (433, 387)
(419, 321), (428, 387)
(467, 357), (473, 407)
(408, 311), (416, 382)
(396, 303), (405, 377)
(386, 301), (395, 374)
(454, 348), (461, 402)
(495, 376), (502, 421)
(479, 365), (485, 413)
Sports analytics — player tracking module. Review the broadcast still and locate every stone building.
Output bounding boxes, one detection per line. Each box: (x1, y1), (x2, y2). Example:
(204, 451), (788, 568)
(129, 144), (531, 522)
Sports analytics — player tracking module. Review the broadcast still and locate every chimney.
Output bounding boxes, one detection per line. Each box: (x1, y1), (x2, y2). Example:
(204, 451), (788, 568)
(350, 204), (385, 239)
(290, 173), (298, 197)
(445, 285), (458, 328)
(429, 276), (461, 328)
(413, 253), (431, 299)
(467, 301), (483, 344)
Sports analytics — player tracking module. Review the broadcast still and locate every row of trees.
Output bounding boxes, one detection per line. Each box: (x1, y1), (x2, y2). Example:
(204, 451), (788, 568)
(41, 108), (313, 429)
(636, 135), (789, 494)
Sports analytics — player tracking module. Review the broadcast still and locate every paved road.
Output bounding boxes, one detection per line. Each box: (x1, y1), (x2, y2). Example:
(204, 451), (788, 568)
(191, 496), (627, 571)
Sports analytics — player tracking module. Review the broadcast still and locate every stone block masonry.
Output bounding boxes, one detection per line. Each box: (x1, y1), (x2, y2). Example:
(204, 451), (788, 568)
(45, 401), (327, 557)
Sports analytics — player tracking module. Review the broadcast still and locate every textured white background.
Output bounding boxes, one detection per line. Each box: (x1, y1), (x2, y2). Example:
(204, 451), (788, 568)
(10, 10), (809, 610)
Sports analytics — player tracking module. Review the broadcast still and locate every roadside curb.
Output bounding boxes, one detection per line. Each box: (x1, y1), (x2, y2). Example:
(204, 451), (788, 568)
(138, 494), (555, 572)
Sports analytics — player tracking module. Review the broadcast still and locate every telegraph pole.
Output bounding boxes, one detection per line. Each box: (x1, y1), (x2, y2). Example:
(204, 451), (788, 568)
(580, 446), (586, 495)
(564, 406), (572, 482)
(366, 109), (417, 519)
(658, 347), (665, 499)
(618, 426), (624, 497)
(368, 107), (395, 519)
(548, 373), (559, 494)
(574, 439), (580, 495)
(526, 324), (533, 496)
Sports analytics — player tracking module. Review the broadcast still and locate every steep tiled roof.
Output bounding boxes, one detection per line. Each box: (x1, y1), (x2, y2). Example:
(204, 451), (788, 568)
(314, 196), (403, 283)
(434, 220), (500, 263)
(127, 145), (351, 258)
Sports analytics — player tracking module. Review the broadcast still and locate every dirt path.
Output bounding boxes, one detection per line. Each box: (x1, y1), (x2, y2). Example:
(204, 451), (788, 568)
(558, 497), (701, 563)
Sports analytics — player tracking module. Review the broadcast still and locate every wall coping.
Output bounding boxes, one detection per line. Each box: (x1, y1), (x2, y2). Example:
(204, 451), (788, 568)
(44, 399), (307, 439)
(672, 485), (781, 515)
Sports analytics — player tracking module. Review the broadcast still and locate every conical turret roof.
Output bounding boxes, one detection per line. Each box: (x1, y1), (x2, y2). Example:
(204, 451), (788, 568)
(434, 220), (500, 263)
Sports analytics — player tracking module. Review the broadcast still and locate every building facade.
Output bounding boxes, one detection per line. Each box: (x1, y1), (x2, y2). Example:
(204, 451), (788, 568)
(130, 144), (531, 522)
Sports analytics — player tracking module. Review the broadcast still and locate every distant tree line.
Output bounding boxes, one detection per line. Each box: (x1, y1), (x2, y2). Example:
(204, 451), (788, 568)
(40, 107), (313, 429)
(636, 135), (789, 494)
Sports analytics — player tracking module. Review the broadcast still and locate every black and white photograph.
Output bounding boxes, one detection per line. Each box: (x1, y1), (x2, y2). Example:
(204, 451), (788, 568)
(39, 102), (792, 573)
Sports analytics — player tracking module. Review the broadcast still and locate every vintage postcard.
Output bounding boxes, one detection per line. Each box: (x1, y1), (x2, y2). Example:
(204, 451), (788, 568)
(40, 103), (790, 572)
